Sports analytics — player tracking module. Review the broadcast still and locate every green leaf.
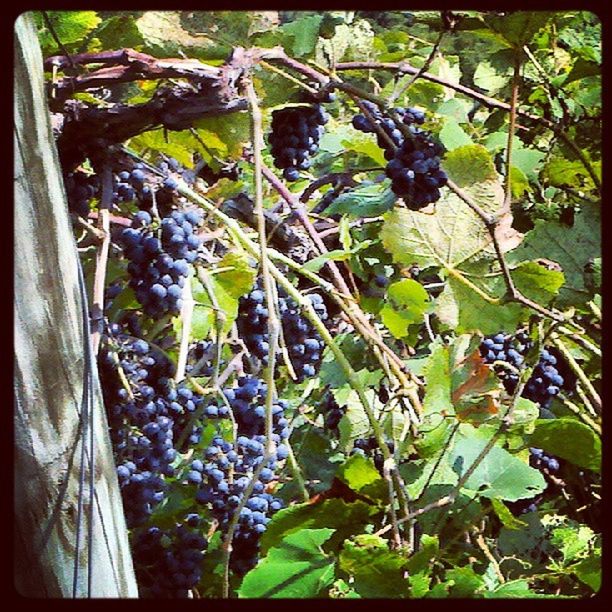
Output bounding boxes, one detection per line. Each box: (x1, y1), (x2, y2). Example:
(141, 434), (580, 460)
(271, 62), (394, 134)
(439, 118), (474, 150)
(380, 279), (430, 339)
(335, 454), (387, 503)
(339, 534), (410, 598)
(337, 388), (382, 447)
(129, 129), (202, 167)
(192, 112), (251, 159)
(511, 260), (565, 304)
(381, 170), (527, 334)
(484, 579), (534, 598)
(509, 166), (530, 199)
(238, 528), (336, 598)
(444, 566), (485, 597)
(436, 98), (472, 124)
(212, 251), (256, 299)
(288, 428), (340, 496)
(405, 534), (439, 575)
(570, 554), (601, 592)
(564, 58), (601, 86)
(542, 156), (596, 189)
(443, 144), (497, 187)
(510, 147), (546, 181)
(260, 498), (376, 556)
(38, 11), (101, 54)
(135, 11), (223, 58)
(340, 133), (387, 166)
(409, 572), (432, 598)
(485, 12), (554, 48)
(330, 578), (362, 599)
(303, 242), (372, 273)
(490, 498), (528, 530)
(326, 183), (396, 218)
(94, 14), (145, 50)
(449, 425), (547, 501)
(529, 418), (601, 473)
(474, 61), (510, 94)
(550, 522), (596, 565)
(280, 14), (323, 56)
(507, 204), (601, 308)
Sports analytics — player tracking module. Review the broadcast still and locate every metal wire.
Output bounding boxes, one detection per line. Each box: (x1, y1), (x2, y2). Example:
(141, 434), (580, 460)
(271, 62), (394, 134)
(72, 257), (95, 598)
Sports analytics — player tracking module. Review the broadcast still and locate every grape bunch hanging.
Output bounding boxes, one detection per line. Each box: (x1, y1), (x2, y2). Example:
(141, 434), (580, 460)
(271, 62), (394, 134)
(121, 208), (204, 317)
(268, 104), (329, 181)
(479, 330), (572, 413)
(237, 277), (328, 381)
(352, 101), (447, 209)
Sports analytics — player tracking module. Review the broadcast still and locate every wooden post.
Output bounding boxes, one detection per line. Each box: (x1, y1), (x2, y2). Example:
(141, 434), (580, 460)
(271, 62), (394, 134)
(14, 12), (138, 598)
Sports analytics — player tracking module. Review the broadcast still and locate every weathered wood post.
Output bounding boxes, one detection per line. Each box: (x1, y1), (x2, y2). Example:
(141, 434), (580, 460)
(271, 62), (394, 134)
(14, 12), (138, 598)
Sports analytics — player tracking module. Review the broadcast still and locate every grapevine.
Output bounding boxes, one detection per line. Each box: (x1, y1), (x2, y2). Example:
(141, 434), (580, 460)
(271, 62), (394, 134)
(26, 9), (601, 601)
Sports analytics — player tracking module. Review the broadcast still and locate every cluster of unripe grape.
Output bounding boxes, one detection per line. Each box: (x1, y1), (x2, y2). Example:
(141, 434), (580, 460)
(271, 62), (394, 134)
(352, 101), (447, 209)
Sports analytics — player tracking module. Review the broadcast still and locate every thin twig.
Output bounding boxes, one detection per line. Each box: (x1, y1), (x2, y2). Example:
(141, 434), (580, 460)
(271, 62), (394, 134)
(90, 165), (112, 356)
(388, 28), (445, 105)
(174, 272), (194, 382)
(473, 527), (505, 584)
(220, 76), (282, 599)
(559, 396), (601, 434)
(196, 265), (227, 386)
(504, 53), (521, 209)
(550, 336), (601, 413)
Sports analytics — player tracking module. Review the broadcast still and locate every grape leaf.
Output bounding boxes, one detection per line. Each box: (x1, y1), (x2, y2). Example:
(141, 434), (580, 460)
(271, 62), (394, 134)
(135, 11), (222, 58)
(449, 425), (547, 501)
(439, 117), (474, 150)
(485, 12), (554, 48)
(507, 204), (601, 308)
(193, 113), (251, 159)
(238, 528), (336, 598)
(280, 14), (323, 56)
(474, 61), (510, 94)
(335, 454), (387, 504)
(260, 498), (376, 556)
(380, 170), (529, 334)
(528, 418), (601, 473)
(326, 183), (396, 218)
(570, 554), (601, 592)
(37, 10), (101, 55)
(93, 14), (145, 50)
(339, 534), (410, 598)
(380, 279), (430, 338)
(443, 144), (497, 186)
(490, 498), (529, 530)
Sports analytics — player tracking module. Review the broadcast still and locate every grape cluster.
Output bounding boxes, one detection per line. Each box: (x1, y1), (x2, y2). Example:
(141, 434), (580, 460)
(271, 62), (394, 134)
(351, 436), (395, 474)
(319, 391), (345, 432)
(280, 293), (327, 380)
(510, 448), (562, 515)
(238, 278), (328, 382)
(269, 104), (329, 181)
(121, 208), (203, 317)
(530, 447), (560, 473)
(132, 516), (208, 598)
(189, 377), (289, 574)
(98, 325), (177, 527)
(64, 170), (99, 217)
(352, 101), (447, 209)
(479, 331), (566, 413)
